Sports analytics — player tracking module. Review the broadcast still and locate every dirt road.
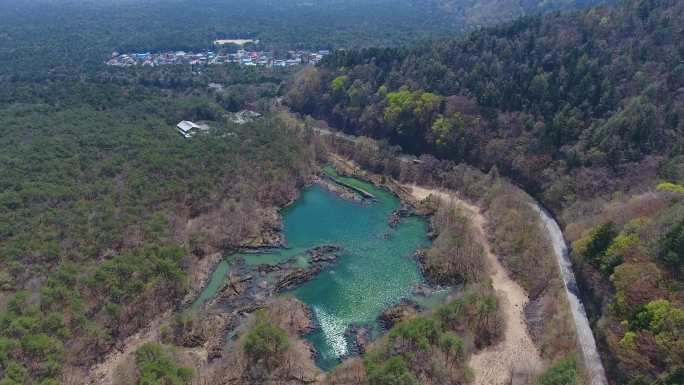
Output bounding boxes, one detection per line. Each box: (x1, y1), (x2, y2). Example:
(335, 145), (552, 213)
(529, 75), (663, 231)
(407, 185), (543, 385)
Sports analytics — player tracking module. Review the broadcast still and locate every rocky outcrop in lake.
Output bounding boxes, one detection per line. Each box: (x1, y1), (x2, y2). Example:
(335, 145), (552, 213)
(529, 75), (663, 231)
(388, 204), (411, 228)
(344, 324), (372, 355)
(315, 177), (365, 203)
(379, 301), (420, 329)
(216, 245), (342, 311)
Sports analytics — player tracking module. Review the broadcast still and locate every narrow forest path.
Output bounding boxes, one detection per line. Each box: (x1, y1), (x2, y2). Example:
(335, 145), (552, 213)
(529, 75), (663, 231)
(406, 185), (543, 385)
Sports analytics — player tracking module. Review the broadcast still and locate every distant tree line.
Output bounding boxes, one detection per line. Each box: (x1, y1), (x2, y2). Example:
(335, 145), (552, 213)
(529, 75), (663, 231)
(0, 0), (612, 80)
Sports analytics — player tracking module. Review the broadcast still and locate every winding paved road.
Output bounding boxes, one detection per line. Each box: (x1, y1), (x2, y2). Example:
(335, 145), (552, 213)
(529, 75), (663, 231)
(534, 204), (608, 385)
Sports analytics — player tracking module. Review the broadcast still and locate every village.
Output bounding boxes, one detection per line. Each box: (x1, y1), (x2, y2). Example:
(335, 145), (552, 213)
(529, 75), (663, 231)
(106, 44), (330, 68)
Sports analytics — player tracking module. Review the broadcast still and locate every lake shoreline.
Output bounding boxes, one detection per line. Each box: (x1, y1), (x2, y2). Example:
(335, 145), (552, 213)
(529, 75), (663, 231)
(300, 163), (462, 369)
(87, 162), (441, 383)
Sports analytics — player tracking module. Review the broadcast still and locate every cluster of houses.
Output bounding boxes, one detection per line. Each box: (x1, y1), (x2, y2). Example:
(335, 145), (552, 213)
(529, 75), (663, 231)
(106, 48), (330, 68)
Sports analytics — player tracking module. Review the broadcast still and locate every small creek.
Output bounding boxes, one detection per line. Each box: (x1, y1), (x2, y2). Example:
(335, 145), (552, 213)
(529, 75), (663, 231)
(194, 170), (432, 369)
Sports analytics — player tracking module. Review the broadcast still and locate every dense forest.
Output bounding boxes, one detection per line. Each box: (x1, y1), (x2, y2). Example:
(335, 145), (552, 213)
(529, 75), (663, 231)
(288, 0), (683, 207)
(1, 0), (681, 384)
(286, 0), (684, 383)
(0, 70), (318, 384)
(0, 0), (613, 77)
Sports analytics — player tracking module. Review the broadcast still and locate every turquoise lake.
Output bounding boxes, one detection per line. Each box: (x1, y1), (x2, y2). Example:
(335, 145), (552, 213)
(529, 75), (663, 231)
(195, 173), (430, 369)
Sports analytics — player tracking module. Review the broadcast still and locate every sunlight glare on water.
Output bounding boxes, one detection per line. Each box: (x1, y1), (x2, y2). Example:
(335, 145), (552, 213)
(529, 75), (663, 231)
(193, 173), (430, 370)
(280, 176), (429, 369)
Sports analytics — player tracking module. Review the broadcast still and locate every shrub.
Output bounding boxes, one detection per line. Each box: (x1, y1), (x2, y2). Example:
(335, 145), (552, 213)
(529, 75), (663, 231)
(0, 338), (16, 365)
(658, 220), (684, 276)
(653, 366), (684, 385)
(436, 288), (503, 348)
(168, 311), (205, 347)
(3, 362), (26, 384)
(366, 355), (419, 385)
(537, 354), (579, 385)
(619, 331), (638, 350)
(438, 332), (464, 362)
(581, 222), (617, 266)
(656, 183), (684, 195)
(389, 316), (441, 351)
(436, 299), (466, 332)
(134, 342), (193, 385)
(631, 300), (684, 366)
(601, 232), (640, 276)
(611, 263), (663, 317)
(243, 315), (290, 371)
(20, 334), (62, 361)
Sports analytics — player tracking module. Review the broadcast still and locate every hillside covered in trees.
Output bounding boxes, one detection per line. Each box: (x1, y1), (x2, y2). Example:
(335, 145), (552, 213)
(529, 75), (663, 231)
(288, 0), (682, 206)
(286, 0), (684, 383)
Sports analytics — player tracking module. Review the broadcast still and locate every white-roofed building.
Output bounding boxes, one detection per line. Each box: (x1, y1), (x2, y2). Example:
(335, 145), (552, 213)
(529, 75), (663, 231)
(177, 120), (204, 138)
